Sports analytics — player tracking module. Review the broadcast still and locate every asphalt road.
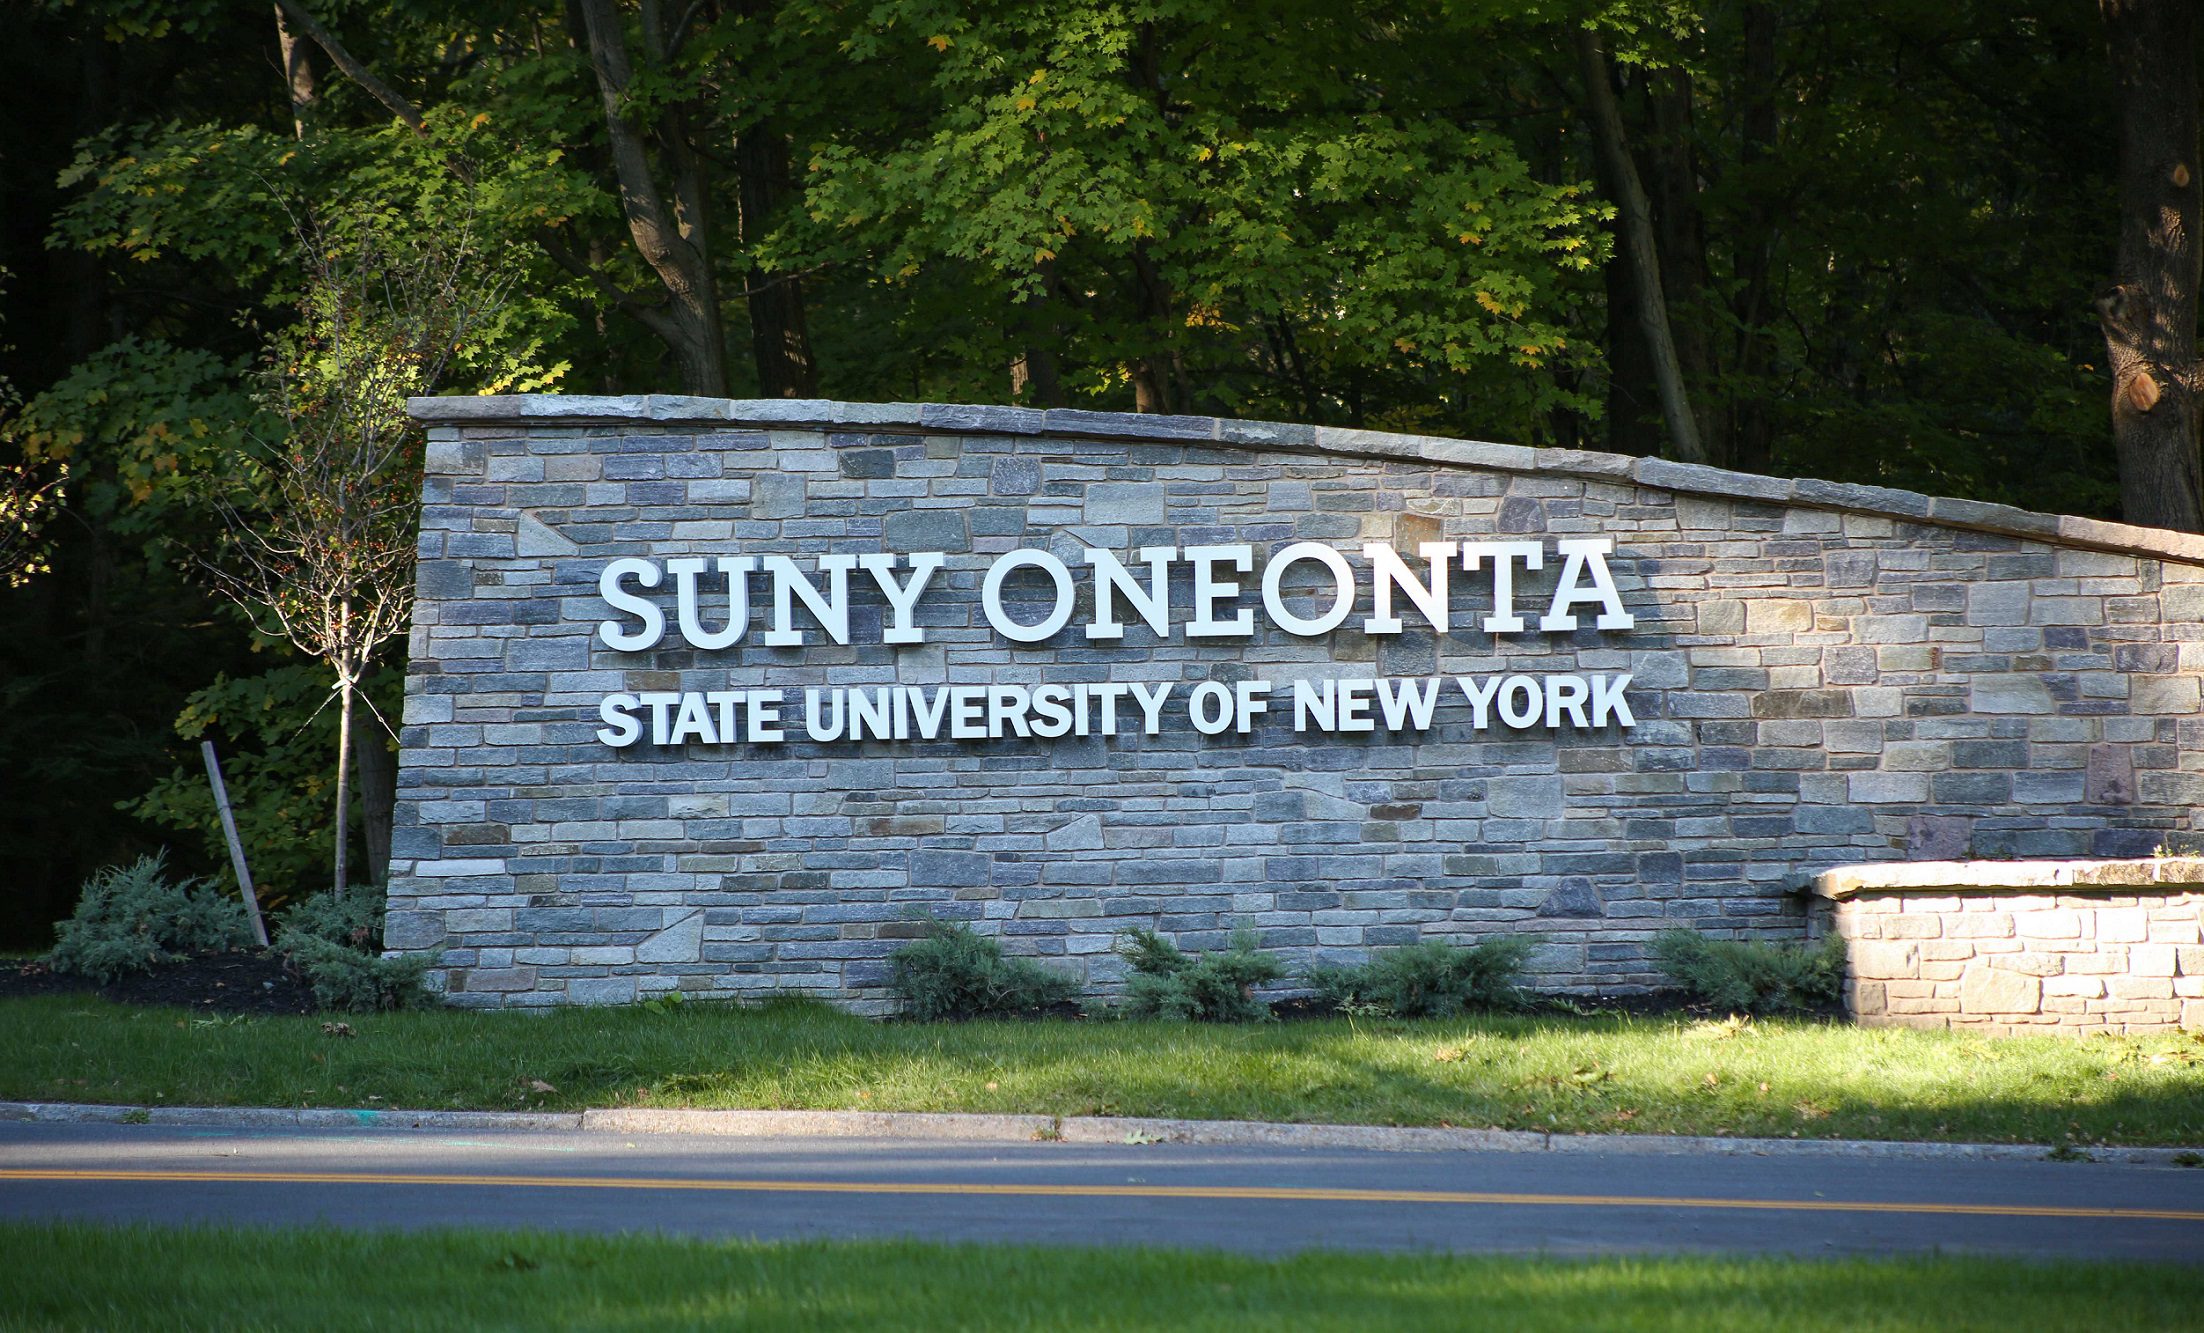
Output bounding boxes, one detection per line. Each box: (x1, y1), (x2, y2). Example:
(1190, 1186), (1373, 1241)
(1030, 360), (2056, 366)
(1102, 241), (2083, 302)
(2, 1122), (2201, 1261)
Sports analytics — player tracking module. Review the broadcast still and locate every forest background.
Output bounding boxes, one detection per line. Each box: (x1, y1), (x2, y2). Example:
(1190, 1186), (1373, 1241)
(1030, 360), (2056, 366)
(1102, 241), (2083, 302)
(0, 0), (2183, 943)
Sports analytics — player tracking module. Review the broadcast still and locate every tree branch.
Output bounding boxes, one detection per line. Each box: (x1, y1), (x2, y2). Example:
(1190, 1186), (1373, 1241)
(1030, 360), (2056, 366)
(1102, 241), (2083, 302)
(272, 0), (426, 134)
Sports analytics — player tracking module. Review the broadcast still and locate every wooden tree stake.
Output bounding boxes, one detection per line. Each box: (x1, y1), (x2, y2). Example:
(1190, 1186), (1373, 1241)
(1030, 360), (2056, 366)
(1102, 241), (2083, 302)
(201, 740), (270, 948)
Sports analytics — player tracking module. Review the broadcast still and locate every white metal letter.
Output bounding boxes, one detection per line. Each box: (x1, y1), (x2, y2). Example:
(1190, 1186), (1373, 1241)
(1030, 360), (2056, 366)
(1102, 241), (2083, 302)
(1260, 541), (1356, 637)
(1363, 542), (1457, 635)
(1541, 538), (1634, 631)
(597, 558), (665, 651)
(982, 549), (1077, 643)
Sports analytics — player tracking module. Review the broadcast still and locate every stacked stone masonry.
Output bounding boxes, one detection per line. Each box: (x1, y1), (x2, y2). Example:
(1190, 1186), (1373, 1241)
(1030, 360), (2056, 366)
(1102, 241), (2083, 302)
(390, 396), (2204, 1009)
(1810, 860), (2204, 1034)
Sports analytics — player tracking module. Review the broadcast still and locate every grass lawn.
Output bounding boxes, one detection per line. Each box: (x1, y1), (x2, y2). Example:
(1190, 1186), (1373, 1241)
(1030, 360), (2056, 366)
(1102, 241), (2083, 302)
(5, 1223), (2199, 1331)
(4, 996), (2202, 1146)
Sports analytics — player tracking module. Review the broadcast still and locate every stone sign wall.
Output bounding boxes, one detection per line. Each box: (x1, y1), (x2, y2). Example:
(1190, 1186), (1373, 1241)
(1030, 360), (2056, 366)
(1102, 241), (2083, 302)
(1810, 860), (2204, 1034)
(391, 396), (2204, 1009)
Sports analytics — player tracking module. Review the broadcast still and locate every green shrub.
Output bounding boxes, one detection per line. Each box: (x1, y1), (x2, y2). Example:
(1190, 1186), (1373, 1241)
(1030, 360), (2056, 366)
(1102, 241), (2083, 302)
(280, 888), (383, 952)
(1309, 937), (1535, 1017)
(1118, 927), (1285, 1022)
(275, 885), (431, 1012)
(886, 921), (1080, 1021)
(46, 853), (253, 983)
(1652, 929), (1847, 1015)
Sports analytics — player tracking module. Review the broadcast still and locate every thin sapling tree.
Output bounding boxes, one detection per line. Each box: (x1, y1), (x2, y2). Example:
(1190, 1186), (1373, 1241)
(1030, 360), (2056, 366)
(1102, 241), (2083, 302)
(202, 212), (510, 897)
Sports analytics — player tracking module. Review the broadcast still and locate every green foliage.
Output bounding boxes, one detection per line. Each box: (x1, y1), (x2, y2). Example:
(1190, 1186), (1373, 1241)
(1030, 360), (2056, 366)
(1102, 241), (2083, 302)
(278, 933), (432, 1014)
(44, 852), (252, 983)
(1651, 930), (1847, 1016)
(786, 0), (1608, 434)
(274, 885), (430, 1013)
(279, 887), (384, 953)
(887, 921), (1080, 1021)
(1309, 938), (1535, 1018)
(129, 665), (400, 908)
(1118, 927), (1285, 1023)
(0, 0), (2155, 948)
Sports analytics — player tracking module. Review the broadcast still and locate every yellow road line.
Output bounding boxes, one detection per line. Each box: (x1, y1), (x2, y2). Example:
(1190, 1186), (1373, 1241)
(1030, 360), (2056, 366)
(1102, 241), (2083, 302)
(2, 1168), (2200, 1223)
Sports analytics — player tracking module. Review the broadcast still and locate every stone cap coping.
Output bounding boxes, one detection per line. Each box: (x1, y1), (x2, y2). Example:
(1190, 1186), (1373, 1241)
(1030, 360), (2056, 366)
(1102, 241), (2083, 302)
(1811, 857), (2204, 900)
(406, 394), (2204, 565)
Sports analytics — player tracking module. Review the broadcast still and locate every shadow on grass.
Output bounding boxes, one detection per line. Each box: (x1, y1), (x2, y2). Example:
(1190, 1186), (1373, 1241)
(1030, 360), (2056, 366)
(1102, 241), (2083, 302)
(2, 995), (2200, 1146)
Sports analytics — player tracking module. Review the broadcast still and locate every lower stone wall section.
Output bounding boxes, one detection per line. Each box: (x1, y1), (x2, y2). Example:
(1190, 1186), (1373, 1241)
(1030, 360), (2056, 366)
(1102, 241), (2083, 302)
(1809, 860), (2204, 1034)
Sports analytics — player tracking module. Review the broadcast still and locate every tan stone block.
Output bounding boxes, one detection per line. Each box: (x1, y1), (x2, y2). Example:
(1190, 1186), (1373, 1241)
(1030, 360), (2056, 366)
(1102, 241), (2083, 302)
(2006, 952), (2066, 977)
(2040, 997), (2089, 1014)
(2182, 1000), (2204, 1030)
(2131, 943), (2178, 977)
(2096, 908), (2150, 943)
(1852, 981), (1887, 1017)
(1852, 941), (1921, 979)
(2045, 975), (2107, 999)
(2130, 674), (2202, 714)
(1883, 979), (1939, 999)
(2176, 978), (2204, 998)
(1905, 896), (1964, 914)
(1835, 915), (1882, 940)
(1947, 914), (2015, 939)
(1959, 962), (2042, 1015)
(1884, 914), (1943, 939)
(2108, 976), (2176, 1000)
(2064, 954), (2120, 973)
(1919, 941), (1976, 961)
(2018, 912), (2082, 939)
(1883, 742), (1949, 772)
(1747, 600), (1813, 634)
(1919, 960), (1967, 982)
(2106, 1002), (2180, 1023)
(1889, 996), (1961, 1015)
(2150, 917), (2202, 945)
(1973, 939), (2023, 954)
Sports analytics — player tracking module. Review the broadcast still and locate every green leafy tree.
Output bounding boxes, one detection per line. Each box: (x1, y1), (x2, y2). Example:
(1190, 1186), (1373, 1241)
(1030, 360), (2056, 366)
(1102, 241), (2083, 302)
(197, 211), (518, 897)
(781, 0), (1611, 435)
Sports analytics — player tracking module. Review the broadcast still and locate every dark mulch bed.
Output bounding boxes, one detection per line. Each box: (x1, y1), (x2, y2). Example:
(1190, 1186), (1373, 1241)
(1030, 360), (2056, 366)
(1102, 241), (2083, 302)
(0, 951), (319, 1016)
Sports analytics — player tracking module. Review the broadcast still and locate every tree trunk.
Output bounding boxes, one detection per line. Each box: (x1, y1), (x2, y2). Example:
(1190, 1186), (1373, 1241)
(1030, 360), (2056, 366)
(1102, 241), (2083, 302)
(1644, 65), (1716, 460)
(575, 0), (730, 395)
(735, 126), (820, 397)
(355, 678), (395, 889)
(1575, 27), (1707, 466)
(1725, 1), (1779, 476)
(1128, 243), (1181, 414)
(333, 671), (352, 898)
(273, 4), (317, 138)
(1592, 134), (1661, 458)
(278, 0), (727, 392)
(2098, 0), (2204, 533)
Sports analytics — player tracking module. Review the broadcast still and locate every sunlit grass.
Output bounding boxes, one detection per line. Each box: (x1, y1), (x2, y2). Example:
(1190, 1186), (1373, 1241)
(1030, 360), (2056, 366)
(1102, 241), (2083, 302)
(3, 995), (2201, 1145)
(4, 1223), (2199, 1331)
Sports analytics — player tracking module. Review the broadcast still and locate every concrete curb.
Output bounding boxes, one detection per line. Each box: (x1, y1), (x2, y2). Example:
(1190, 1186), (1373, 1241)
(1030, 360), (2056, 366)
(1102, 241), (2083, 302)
(0, 1102), (582, 1132)
(6, 1101), (2197, 1166)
